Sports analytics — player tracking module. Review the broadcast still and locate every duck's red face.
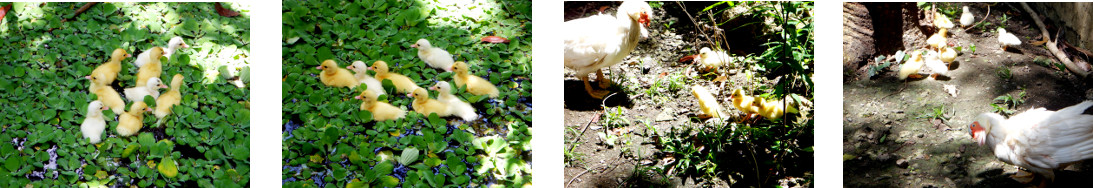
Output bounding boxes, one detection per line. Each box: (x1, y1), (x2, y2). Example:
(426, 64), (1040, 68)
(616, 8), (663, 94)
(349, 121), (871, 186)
(969, 121), (987, 145)
(639, 12), (650, 27)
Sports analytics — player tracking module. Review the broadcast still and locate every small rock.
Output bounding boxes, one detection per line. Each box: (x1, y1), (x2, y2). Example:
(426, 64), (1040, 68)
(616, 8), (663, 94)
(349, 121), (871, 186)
(896, 159), (909, 168)
(655, 108), (675, 121)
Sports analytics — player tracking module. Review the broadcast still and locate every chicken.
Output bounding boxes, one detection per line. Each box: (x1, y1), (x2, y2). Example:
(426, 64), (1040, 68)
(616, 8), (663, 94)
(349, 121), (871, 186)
(451, 61), (500, 98)
(135, 47), (164, 87)
(969, 101), (1093, 186)
(116, 101), (151, 137)
(133, 37), (188, 68)
(87, 48), (130, 87)
(81, 101), (109, 144)
(899, 50), (925, 80)
(691, 85), (726, 119)
(89, 82), (126, 115)
(679, 47), (732, 72)
(926, 28), (948, 50)
(411, 38), (455, 72)
(431, 81), (478, 121)
(346, 61), (386, 96)
(369, 60), (421, 94)
(410, 88), (449, 117)
(123, 77), (167, 102)
(998, 28), (1022, 52)
(939, 46), (957, 63)
(564, 0), (653, 98)
(960, 6), (974, 27)
(154, 74), (184, 119)
(355, 90), (406, 121)
(316, 59), (359, 88)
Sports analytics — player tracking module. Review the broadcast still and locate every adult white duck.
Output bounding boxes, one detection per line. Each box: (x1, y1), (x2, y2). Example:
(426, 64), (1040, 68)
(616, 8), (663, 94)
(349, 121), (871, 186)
(970, 101), (1093, 186)
(563, 0), (652, 99)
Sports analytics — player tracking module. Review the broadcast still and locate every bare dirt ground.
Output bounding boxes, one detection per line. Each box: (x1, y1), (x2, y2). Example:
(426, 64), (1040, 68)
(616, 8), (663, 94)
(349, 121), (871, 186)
(843, 3), (1093, 187)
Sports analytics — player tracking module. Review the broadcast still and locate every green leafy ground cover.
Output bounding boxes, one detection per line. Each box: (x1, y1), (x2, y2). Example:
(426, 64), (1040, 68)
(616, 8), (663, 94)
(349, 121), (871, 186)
(281, 0), (531, 187)
(0, 2), (250, 187)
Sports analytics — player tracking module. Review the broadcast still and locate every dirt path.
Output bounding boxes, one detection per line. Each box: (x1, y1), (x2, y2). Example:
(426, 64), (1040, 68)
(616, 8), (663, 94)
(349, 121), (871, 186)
(843, 3), (1093, 187)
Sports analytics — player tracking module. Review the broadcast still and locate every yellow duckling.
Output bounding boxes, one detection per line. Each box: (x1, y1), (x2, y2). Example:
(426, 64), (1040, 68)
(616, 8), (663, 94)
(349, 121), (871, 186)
(451, 61), (499, 98)
(89, 80), (126, 115)
(116, 101), (151, 137)
(355, 90), (406, 121)
(934, 12), (954, 29)
(87, 48), (130, 88)
(370, 60), (421, 94)
(316, 59), (359, 88)
(431, 81), (478, 121)
(154, 74), (184, 119)
(135, 47), (164, 87)
(731, 88), (760, 115)
(410, 88), (449, 117)
(691, 85), (726, 119)
(756, 97), (787, 120)
(899, 50), (925, 80)
(81, 101), (109, 144)
(926, 28), (948, 50)
(939, 46), (957, 63)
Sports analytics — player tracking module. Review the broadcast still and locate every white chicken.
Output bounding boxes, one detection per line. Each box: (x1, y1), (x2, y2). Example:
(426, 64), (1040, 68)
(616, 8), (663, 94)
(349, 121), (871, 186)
(960, 6), (974, 27)
(134, 36), (188, 68)
(411, 38), (455, 72)
(346, 61), (386, 96)
(998, 28), (1022, 52)
(679, 47), (732, 72)
(970, 101), (1093, 185)
(564, 0), (653, 99)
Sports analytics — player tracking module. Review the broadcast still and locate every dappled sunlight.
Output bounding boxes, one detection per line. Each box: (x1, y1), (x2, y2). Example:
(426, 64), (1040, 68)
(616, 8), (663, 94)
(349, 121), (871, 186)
(422, 0), (500, 29)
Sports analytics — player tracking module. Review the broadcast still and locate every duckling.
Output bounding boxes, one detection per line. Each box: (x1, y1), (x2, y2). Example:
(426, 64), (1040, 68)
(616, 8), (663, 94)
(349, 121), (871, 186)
(154, 74), (184, 119)
(691, 85), (726, 119)
(134, 37), (188, 68)
(411, 38), (455, 72)
(899, 50), (926, 80)
(998, 28), (1022, 52)
(926, 28), (948, 50)
(116, 101), (151, 137)
(81, 101), (109, 144)
(730, 88), (760, 115)
(123, 77), (167, 102)
(924, 50), (948, 77)
(431, 81), (478, 121)
(960, 6), (974, 27)
(87, 48), (130, 87)
(316, 59), (359, 88)
(934, 12), (954, 29)
(939, 46), (957, 63)
(346, 61), (386, 95)
(135, 47), (164, 87)
(370, 60), (421, 94)
(679, 47), (732, 72)
(756, 97), (787, 120)
(451, 61), (500, 98)
(355, 90), (406, 121)
(410, 88), (450, 117)
(89, 81), (126, 115)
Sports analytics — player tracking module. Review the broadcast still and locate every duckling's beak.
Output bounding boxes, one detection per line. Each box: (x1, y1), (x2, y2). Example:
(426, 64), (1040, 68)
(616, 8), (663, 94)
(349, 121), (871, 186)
(125, 53), (132, 58)
(367, 66), (374, 70)
(159, 84), (168, 89)
(144, 107), (152, 112)
(354, 95), (362, 100)
(85, 76), (92, 79)
(181, 42), (190, 48)
(101, 106), (109, 111)
(315, 66), (322, 70)
(410, 44), (418, 48)
(346, 65), (354, 69)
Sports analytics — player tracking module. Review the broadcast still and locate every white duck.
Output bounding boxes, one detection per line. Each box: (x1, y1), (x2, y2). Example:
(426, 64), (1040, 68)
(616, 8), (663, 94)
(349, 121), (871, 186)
(431, 81), (478, 121)
(970, 101), (1093, 185)
(998, 28), (1022, 52)
(411, 38), (455, 72)
(81, 101), (109, 144)
(960, 6), (974, 27)
(564, 0), (653, 99)
(134, 36), (189, 68)
(346, 61), (386, 96)
(123, 77), (167, 102)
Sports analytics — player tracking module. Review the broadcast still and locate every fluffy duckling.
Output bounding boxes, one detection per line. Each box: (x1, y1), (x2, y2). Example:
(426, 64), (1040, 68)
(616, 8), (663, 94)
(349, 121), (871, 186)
(679, 47), (732, 72)
(998, 28), (1022, 52)
(316, 59), (359, 88)
(135, 47), (164, 87)
(134, 37), (188, 68)
(410, 88), (450, 117)
(87, 48), (130, 87)
(926, 28), (948, 50)
(123, 77), (167, 102)
(730, 88), (760, 115)
(89, 81), (126, 115)
(154, 74), (184, 119)
(939, 46), (957, 63)
(691, 85), (726, 119)
(924, 50), (948, 77)
(346, 61), (386, 95)
(899, 50), (925, 80)
(960, 6), (974, 27)
(934, 12), (954, 29)
(81, 101), (109, 144)
(451, 61), (500, 98)
(370, 60), (421, 94)
(756, 97), (786, 120)
(411, 38), (455, 72)
(431, 81), (478, 121)
(355, 90), (406, 121)
(116, 101), (151, 137)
